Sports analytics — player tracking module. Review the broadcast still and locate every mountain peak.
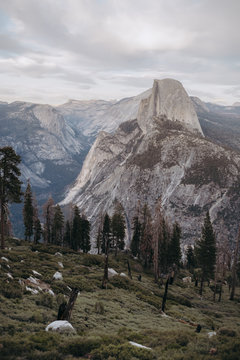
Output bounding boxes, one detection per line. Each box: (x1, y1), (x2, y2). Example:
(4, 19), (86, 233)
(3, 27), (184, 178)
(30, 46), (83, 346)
(137, 78), (203, 135)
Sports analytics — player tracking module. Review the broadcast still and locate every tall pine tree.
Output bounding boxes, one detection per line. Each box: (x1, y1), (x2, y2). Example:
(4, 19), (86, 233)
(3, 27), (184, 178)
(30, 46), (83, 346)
(81, 214), (91, 253)
(0, 146), (22, 249)
(139, 204), (153, 268)
(196, 211), (216, 295)
(111, 202), (126, 255)
(52, 205), (65, 246)
(23, 180), (34, 241)
(42, 197), (54, 244)
(169, 222), (182, 267)
(130, 215), (141, 257)
(71, 205), (82, 251)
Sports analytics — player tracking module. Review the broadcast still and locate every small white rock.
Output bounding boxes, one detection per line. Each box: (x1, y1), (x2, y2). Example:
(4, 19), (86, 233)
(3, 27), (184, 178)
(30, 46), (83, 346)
(58, 262), (64, 268)
(53, 271), (63, 280)
(48, 289), (55, 296)
(129, 341), (152, 350)
(27, 276), (39, 285)
(7, 273), (13, 279)
(208, 331), (217, 338)
(1, 257), (9, 262)
(108, 268), (118, 277)
(32, 270), (42, 277)
(54, 252), (62, 257)
(120, 272), (127, 277)
(45, 320), (75, 333)
(26, 286), (39, 294)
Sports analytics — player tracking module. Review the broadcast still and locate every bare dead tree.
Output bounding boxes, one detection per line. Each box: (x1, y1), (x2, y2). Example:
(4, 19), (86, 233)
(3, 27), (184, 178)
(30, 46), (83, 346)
(230, 227), (240, 301)
(57, 288), (79, 321)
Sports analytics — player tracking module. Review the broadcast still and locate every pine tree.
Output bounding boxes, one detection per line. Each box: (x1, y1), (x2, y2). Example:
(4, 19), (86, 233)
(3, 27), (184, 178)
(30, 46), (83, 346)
(186, 245), (195, 271)
(111, 202), (126, 255)
(64, 220), (72, 248)
(33, 218), (42, 244)
(152, 198), (163, 282)
(0, 146), (22, 249)
(169, 222), (182, 267)
(52, 205), (65, 246)
(32, 193), (42, 244)
(71, 205), (82, 251)
(195, 211), (216, 295)
(102, 213), (111, 288)
(130, 215), (141, 257)
(139, 204), (153, 268)
(42, 197), (54, 244)
(158, 218), (170, 273)
(81, 214), (91, 253)
(23, 180), (34, 241)
(101, 213), (111, 254)
(96, 225), (102, 254)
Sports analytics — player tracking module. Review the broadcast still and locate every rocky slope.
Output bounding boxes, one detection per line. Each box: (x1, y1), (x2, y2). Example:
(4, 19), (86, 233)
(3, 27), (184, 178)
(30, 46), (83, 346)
(0, 101), (88, 198)
(61, 79), (240, 246)
(57, 88), (151, 137)
(191, 97), (240, 153)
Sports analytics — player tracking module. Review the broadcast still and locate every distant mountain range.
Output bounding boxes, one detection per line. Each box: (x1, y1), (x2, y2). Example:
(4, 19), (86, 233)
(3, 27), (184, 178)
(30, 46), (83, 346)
(1, 80), (240, 242)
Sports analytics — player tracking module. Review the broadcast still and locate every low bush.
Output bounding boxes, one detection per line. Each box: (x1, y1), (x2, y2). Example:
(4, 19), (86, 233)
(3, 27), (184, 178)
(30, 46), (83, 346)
(0, 280), (22, 299)
(62, 336), (102, 357)
(94, 301), (105, 314)
(91, 342), (155, 360)
(36, 293), (54, 309)
(219, 328), (237, 337)
(82, 254), (104, 267)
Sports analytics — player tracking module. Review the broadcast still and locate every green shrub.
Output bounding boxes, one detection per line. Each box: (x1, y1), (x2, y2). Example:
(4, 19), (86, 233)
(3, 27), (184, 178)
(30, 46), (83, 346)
(0, 280), (22, 299)
(28, 332), (60, 352)
(219, 328), (237, 337)
(30, 311), (44, 323)
(94, 301), (105, 314)
(62, 336), (102, 357)
(91, 342), (155, 360)
(82, 254), (104, 267)
(36, 293), (54, 308)
(64, 276), (94, 292)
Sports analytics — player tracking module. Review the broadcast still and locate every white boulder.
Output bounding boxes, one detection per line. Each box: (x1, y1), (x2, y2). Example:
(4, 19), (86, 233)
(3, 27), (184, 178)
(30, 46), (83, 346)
(26, 286), (39, 294)
(53, 271), (63, 280)
(120, 272), (127, 277)
(108, 268), (118, 277)
(45, 320), (75, 333)
(1, 257), (9, 262)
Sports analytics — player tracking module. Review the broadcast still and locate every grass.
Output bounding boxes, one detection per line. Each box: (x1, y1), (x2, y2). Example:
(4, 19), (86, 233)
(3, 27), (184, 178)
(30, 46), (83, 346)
(0, 238), (240, 359)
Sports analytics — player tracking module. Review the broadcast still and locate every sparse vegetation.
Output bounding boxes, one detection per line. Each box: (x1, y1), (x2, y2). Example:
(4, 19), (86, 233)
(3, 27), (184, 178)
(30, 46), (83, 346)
(0, 238), (240, 359)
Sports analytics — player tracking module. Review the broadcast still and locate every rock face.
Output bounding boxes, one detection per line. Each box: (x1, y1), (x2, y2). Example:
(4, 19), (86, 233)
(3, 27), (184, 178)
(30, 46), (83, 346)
(137, 79), (203, 135)
(61, 79), (240, 246)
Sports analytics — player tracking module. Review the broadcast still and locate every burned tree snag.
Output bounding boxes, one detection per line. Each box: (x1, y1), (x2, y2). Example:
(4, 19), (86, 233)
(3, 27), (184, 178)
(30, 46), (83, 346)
(57, 288), (79, 321)
(127, 259), (132, 279)
(161, 276), (169, 313)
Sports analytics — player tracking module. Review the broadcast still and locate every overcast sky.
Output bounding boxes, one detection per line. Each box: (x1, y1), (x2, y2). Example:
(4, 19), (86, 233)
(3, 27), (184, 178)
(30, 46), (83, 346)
(0, 0), (240, 105)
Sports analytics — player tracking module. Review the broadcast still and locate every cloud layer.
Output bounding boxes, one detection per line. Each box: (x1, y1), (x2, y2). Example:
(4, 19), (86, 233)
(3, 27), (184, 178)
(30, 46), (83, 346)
(0, 0), (239, 104)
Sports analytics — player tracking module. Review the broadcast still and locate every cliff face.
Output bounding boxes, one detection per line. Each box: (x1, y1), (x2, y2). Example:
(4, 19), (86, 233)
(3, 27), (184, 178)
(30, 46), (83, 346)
(137, 79), (203, 135)
(61, 79), (240, 246)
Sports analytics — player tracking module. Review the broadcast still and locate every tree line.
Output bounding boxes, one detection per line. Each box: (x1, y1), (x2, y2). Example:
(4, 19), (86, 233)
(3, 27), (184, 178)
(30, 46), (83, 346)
(1, 146), (240, 300)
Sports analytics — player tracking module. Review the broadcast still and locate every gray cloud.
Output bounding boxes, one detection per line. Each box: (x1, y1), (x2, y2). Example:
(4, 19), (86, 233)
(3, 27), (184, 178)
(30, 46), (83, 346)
(0, 0), (239, 104)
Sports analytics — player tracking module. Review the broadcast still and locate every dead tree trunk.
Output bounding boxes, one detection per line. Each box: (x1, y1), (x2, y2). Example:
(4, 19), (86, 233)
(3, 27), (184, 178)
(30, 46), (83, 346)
(218, 282), (222, 302)
(161, 277), (169, 313)
(230, 227), (240, 301)
(58, 288), (79, 321)
(127, 259), (132, 279)
(1, 202), (5, 250)
(102, 239), (109, 289)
